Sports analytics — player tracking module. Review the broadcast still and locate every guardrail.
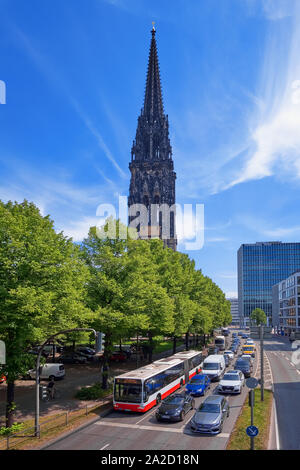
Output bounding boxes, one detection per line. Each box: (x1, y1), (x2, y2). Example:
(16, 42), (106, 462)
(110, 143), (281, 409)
(0, 398), (112, 450)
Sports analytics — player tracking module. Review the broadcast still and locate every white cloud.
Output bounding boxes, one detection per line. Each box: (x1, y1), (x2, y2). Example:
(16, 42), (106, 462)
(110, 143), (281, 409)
(225, 1), (300, 190)
(262, 0), (295, 21)
(226, 292), (238, 299)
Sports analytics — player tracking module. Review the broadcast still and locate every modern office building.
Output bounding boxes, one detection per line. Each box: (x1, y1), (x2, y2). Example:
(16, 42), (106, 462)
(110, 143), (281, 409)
(227, 298), (240, 326)
(273, 271), (300, 332)
(238, 242), (300, 326)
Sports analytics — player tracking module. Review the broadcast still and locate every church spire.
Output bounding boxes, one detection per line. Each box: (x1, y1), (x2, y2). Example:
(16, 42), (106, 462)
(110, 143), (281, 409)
(143, 25), (164, 120)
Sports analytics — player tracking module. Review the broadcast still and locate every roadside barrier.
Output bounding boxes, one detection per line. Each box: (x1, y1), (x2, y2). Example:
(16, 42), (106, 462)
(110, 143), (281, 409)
(0, 397), (112, 450)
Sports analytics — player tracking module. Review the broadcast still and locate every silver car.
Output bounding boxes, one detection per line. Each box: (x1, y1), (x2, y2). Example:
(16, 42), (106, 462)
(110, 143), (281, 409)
(190, 395), (230, 434)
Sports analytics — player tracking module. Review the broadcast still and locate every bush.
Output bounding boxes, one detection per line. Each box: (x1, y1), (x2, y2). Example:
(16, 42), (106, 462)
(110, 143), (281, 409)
(75, 383), (112, 400)
(0, 423), (24, 436)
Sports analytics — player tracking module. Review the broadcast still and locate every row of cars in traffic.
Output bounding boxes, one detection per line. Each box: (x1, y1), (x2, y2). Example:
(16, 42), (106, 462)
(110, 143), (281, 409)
(154, 331), (256, 434)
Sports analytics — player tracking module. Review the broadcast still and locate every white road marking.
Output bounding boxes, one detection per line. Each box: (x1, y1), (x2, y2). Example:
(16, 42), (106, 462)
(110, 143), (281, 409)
(95, 420), (227, 437)
(100, 443), (110, 450)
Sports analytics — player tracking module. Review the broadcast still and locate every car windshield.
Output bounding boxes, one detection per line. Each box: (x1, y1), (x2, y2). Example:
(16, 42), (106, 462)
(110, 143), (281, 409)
(114, 379), (142, 403)
(204, 363), (219, 370)
(236, 361), (248, 367)
(223, 374), (239, 381)
(164, 396), (184, 405)
(190, 377), (205, 384)
(198, 402), (220, 413)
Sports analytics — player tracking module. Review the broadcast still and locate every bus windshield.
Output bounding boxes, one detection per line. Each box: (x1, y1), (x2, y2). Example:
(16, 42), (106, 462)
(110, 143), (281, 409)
(114, 379), (142, 403)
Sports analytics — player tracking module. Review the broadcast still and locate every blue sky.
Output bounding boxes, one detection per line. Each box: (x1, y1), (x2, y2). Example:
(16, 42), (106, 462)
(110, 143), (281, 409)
(1, 0), (300, 297)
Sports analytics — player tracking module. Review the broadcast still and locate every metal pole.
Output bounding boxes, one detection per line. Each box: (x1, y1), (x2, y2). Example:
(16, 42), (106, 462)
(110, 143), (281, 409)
(250, 390), (254, 450)
(34, 328), (97, 437)
(260, 324), (264, 401)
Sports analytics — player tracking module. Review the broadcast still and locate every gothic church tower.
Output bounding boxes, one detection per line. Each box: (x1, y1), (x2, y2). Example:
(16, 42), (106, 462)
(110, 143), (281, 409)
(128, 26), (177, 250)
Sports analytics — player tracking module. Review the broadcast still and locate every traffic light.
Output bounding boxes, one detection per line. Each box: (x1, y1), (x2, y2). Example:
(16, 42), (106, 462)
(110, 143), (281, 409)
(39, 385), (48, 400)
(96, 332), (105, 353)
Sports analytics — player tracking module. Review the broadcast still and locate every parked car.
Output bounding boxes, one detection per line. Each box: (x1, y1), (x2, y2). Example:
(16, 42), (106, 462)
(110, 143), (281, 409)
(217, 370), (245, 394)
(28, 348), (49, 359)
(185, 374), (211, 396)
(109, 351), (127, 362)
(76, 347), (95, 355)
(75, 348), (95, 361)
(234, 358), (251, 378)
(156, 393), (195, 422)
(202, 355), (226, 382)
(224, 350), (234, 361)
(59, 353), (88, 364)
(28, 363), (65, 380)
(190, 395), (230, 434)
(113, 345), (132, 359)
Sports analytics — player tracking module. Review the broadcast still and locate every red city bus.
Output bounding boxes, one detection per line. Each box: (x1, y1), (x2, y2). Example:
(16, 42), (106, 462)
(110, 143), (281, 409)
(113, 350), (203, 412)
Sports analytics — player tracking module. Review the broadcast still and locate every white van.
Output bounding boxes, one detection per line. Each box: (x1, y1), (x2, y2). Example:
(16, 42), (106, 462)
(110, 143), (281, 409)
(202, 355), (226, 382)
(28, 363), (65, 381)
(215, 335), (226, 351)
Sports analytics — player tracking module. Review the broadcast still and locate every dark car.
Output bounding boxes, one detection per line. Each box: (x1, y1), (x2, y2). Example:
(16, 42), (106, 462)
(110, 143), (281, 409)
(190, 395), (230, 434)
(234, 359), (251, 378)
(156, 393), (195, 422)
(75, 347), (95, 361)
(230, 345), (238, 355)
(59, 353), (87, 364)
(238, 331), (243, 336)
(109, 351), (127, 362)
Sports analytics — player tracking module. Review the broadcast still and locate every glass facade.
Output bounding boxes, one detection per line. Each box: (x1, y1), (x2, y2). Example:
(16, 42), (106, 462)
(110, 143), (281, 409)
(278, 272), (300, 330)
(238, 242), (300, 326)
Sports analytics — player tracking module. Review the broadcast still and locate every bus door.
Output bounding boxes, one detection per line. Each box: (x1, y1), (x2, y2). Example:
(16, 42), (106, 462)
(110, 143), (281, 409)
(184, 359), (189, 384)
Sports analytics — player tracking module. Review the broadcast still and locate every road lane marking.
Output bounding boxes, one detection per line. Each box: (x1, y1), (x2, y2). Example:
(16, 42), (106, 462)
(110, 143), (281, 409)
(95, 420), (227, 437)
(100, 443), (110, 450)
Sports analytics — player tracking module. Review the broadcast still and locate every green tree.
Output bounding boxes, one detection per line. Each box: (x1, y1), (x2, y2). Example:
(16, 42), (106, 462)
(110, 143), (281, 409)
(250, 308), (267, 326)
(0, 200), (90, 426)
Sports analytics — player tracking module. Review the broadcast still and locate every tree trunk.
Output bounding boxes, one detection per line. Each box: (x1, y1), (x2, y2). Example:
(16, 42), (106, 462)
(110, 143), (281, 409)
(148, 333), (153, 363)
(101, 332), (111, 389)
(185, 332), (190, 351)
(6, 381), (15, 428)
(172, 336), (177, 355)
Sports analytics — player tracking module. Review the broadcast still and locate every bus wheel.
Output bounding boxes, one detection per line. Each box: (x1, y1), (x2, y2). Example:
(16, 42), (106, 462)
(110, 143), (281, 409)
(156, 395), (161, 405)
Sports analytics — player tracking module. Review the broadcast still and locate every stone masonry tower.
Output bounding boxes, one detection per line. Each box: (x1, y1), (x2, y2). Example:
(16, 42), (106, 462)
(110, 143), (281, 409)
(128, 26), (177, 250)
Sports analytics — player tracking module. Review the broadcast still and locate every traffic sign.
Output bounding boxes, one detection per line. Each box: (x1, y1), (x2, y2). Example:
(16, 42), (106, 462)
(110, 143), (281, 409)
(246, 377), (258, 389)
(246, 425), (259, 437)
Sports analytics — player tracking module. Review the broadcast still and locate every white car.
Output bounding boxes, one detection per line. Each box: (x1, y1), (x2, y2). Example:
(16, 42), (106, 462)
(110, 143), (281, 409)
(218, 370), (245, 394)
(28, 363), (65, 381)
(245, 339), (254, 345)
(223, 350), (234, 361)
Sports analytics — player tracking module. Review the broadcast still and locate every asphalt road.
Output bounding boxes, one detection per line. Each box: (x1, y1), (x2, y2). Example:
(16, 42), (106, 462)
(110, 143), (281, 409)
(45, 340), (259, 451)
(264, 335), (300, 450)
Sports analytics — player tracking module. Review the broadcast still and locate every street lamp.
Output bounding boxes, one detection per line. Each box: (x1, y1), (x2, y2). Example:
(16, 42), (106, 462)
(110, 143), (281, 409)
(35, 328), (97, 437)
